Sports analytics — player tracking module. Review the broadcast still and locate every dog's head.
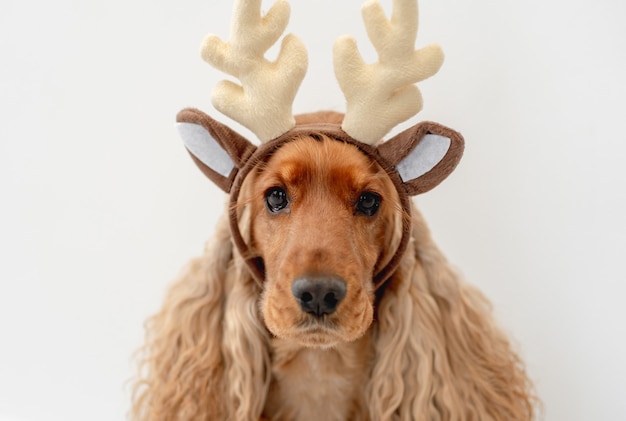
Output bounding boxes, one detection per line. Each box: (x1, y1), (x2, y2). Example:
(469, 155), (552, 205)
(176, 109), (463, 347)
(175, 0), (464, 347)
(250, 133), (400, 347)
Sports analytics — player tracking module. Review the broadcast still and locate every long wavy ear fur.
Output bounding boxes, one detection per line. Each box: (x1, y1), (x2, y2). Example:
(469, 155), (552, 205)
(368, 205), (536, 420)
(131, 211), (270, 420)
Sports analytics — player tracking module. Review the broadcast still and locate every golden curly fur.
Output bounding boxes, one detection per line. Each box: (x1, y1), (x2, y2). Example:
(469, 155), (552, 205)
(132, 134), (536, 420)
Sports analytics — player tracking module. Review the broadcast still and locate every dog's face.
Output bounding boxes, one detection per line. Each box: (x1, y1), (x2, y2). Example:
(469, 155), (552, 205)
(248, 135), (402, 348)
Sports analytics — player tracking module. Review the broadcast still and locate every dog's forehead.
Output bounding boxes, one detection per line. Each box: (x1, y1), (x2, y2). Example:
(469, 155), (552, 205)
(261, 135), (383, 189)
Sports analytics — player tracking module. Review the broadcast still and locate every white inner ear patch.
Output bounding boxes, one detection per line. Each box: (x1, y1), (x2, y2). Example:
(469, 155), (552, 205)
(176, 122), (234, 178)
(396, 134), (451, 182)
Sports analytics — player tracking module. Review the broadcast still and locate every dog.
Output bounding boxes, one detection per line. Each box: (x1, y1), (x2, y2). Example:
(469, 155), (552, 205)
(131, 112), (535, 420)
(132, 0), (536, 419)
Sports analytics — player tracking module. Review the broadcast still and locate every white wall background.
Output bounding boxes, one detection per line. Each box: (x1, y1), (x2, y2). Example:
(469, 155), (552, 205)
(1, 0), (625, 420)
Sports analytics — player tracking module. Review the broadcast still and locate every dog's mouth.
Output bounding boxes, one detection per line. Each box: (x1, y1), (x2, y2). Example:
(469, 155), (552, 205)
(289, 318), (344, 348)
(297, 316), (338, 331)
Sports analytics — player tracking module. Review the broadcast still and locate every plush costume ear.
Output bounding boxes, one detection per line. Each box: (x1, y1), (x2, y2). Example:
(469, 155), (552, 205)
(378, 121), (464, 195)
(176, 108), (257, 193)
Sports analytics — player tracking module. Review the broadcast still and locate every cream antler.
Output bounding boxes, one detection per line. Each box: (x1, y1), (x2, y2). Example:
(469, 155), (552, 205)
(201, 0), (308, 143)
(334, 0), (444, 145)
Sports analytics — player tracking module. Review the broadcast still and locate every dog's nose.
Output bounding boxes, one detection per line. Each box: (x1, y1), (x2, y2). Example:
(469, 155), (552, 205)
(291, 276), (347, 317)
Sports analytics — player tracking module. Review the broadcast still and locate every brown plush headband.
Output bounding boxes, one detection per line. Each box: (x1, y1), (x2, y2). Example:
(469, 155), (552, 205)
(176, 0), (464, 288)
(176, 108), (464, 289)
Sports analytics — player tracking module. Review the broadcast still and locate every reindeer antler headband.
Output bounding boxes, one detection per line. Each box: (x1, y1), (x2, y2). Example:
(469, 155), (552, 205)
(176, 0), (464, 288)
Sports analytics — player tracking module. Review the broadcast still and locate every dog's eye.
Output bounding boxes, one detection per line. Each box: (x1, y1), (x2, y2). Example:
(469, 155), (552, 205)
(356, 192), (381, 216)
(265, 187), (289, 213)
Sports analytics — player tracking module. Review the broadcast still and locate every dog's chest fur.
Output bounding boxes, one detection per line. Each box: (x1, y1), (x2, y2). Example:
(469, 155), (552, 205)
(263, 335), (373, 421)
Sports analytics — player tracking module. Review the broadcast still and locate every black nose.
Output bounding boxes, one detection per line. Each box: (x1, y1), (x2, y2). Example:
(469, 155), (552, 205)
(291, 276), (347, 317)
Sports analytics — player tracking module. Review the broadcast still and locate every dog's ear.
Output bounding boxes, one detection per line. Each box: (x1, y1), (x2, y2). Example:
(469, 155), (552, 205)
(377, 121), (464, 195)
(176, 108), (257, 193)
